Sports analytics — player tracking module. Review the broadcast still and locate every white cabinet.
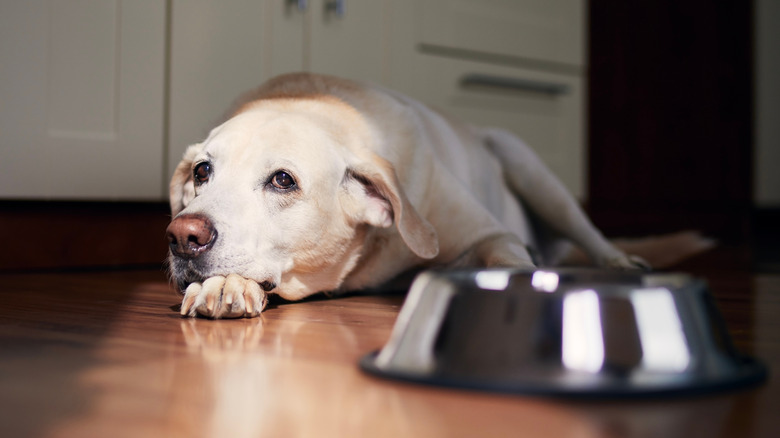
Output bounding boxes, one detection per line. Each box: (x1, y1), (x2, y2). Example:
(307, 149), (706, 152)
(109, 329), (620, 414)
(1, 0), (587, 200)
(0, 0), (166, 200)
(389, 0), (587, 198)
(755, 0), (780, 206)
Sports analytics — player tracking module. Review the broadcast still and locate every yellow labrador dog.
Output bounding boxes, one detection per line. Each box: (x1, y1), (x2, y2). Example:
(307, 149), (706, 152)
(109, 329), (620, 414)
(166, 73), (673, 318)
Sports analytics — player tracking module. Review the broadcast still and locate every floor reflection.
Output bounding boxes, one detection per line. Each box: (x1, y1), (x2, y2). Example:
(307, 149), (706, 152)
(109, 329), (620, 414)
(172, 309), (603, 438)
(173, 310), (417, 437)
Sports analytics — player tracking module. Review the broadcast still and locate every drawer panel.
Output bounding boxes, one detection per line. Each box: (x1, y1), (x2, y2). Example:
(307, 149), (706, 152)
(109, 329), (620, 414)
(409, 56), (585, 198)
(417, 0), (585, 68)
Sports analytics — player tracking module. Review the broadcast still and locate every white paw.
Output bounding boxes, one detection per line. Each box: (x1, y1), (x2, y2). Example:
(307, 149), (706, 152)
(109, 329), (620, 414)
(602, 254), (652, 271)
(180, 274), (267, 319)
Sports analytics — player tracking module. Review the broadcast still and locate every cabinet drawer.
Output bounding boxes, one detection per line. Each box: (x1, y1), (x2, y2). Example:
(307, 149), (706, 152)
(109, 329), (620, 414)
(410, 56), (585, 198)
(417, 0), (585, 68)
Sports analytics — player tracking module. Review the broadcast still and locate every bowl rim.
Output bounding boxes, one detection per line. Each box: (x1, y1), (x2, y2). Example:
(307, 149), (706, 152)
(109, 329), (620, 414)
(359, 350), (768, 399)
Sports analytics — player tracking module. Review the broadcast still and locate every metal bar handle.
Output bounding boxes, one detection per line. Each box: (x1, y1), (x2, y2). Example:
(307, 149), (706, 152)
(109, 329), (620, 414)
(325, 0), (345, 17)
(287, 0), (308, 12)
(460, 73), (569, 96)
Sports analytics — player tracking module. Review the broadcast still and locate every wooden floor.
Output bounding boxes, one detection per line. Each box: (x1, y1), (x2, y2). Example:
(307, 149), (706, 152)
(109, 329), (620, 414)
(1, 253), (778, 438)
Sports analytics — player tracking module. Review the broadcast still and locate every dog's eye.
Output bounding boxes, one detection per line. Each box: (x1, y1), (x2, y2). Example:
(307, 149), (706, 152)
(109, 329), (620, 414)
(271, 171), (296, 190)
(193, 162), (211, 184)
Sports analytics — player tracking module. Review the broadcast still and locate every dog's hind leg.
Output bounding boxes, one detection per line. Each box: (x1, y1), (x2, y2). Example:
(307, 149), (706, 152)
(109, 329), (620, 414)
(483, 128), (647, 269)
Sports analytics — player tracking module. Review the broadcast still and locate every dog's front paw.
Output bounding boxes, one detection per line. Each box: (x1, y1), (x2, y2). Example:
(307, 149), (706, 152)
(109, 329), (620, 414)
(602, 254), (652, 271)
(180, 274), (267, 319)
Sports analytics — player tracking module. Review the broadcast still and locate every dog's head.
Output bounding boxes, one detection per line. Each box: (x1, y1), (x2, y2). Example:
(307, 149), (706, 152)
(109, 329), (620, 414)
(166, 98), (438, 300)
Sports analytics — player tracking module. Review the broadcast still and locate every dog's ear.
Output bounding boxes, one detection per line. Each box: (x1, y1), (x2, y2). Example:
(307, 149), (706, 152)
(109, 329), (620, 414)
(169, 143), (203, 216)
(342, 157), (439, 260)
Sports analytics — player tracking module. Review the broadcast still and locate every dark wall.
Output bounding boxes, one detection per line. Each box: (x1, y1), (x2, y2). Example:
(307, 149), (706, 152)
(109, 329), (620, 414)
(587, 1), (753, 242)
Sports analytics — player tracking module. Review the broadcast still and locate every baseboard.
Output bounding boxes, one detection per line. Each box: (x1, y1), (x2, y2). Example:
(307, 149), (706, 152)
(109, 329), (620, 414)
(2, 200), (775, 272)
(0, 201), (171, 271)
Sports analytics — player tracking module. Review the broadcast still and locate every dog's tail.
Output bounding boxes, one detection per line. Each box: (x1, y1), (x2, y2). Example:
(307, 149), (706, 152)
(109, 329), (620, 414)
(561, 230), (717, 269)
(611, 230), (717, 268)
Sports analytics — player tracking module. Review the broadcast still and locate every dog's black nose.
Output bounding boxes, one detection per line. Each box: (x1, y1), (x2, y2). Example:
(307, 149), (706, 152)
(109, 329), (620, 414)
(166, 214), (217, 259)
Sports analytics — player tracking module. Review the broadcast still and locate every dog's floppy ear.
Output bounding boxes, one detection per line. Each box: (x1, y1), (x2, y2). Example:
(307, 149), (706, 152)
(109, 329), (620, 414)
(169, 143), (203, 216)
(342, 157), (439, 260)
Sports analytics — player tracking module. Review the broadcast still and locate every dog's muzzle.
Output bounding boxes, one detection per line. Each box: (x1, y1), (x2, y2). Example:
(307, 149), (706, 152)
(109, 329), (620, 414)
(166, 214), (278, 293)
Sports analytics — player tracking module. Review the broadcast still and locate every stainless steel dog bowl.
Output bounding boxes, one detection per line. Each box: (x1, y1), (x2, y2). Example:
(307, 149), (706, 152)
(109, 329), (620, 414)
(360, 269), (767, 398)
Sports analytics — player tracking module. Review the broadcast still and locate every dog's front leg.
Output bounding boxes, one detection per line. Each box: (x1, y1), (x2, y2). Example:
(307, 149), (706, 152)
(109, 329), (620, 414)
(180, 274), (267, 319)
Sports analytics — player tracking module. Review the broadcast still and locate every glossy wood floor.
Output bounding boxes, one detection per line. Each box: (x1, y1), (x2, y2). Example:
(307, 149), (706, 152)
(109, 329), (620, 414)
(1, 253), (778, 438)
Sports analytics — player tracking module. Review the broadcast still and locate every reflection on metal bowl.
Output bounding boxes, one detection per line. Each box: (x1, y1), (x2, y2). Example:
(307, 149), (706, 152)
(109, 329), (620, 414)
(360, 268), (767, 398)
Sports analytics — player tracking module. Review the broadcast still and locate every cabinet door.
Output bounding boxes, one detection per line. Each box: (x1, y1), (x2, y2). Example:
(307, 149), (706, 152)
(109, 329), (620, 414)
(0, 0), (165, 199)
(308, 0), (389, 84)
(167, 0), (271, 182)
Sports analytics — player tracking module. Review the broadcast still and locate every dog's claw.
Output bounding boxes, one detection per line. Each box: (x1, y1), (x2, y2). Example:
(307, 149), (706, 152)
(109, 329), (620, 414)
(245, 298), (254, 315)
(181, 283), (201, 316)
(243, 280), (265, 317)
(201, 276), (225, 314)
(603, 254), (652, 271)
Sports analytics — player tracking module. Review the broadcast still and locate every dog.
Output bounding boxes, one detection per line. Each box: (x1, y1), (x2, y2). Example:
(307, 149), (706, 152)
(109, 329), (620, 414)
(166, 73), (707, 319)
